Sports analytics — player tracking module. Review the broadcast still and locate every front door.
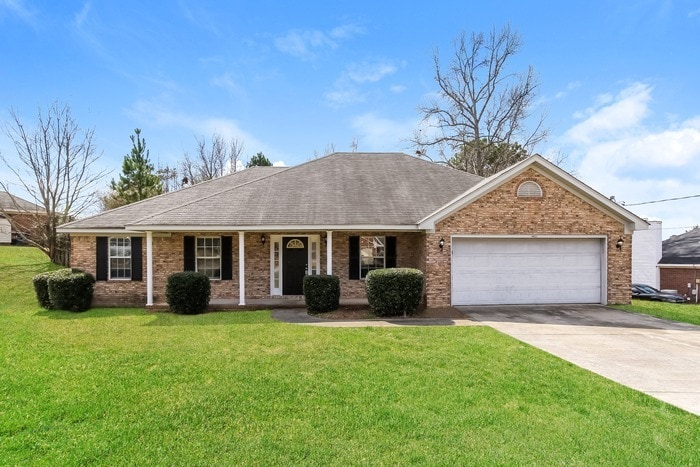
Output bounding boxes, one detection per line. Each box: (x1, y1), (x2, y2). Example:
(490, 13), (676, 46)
(282, 237), (308, 295)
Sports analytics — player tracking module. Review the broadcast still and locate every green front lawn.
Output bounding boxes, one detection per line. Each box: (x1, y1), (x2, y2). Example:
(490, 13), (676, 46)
(615, 299), (700, 326)
(1, 246), (699, 465)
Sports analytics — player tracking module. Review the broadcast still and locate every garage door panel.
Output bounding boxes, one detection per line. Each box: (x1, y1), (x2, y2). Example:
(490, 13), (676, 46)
(452, 238), (603, 305)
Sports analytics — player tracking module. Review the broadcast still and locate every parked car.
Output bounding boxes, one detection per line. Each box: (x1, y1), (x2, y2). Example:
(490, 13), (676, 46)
(631, 284), (686, 303)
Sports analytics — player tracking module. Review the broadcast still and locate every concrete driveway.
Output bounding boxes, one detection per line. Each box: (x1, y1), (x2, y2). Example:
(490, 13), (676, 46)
(458, 304), (700, 416)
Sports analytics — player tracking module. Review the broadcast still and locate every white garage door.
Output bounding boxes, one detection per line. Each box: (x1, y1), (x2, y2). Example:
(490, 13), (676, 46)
(452, 237), (603, 305)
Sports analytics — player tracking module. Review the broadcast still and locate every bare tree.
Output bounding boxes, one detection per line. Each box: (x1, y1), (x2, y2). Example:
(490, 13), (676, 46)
(180, 133), (245, 184)
(349, 136), (359, 153)
(412, 25), (547, 176)
(0, 102), (108, 264)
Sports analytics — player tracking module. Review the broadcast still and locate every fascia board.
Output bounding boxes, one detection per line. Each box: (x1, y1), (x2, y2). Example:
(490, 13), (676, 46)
(125, 224), (423, 232)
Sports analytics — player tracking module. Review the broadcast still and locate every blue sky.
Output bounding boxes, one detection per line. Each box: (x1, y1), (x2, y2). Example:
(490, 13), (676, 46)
(1, 0), (699, 238)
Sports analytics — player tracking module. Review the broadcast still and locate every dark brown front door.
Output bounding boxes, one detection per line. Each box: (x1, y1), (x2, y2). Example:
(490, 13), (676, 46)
(283, 237), (308, 295)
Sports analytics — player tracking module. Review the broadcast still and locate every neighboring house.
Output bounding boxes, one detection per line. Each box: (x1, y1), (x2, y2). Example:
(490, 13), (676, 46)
(57, 152), (648, 308)
(632, 220), (662, 288)
(0, 191), (43, 244)
(658, 227), (700, 302)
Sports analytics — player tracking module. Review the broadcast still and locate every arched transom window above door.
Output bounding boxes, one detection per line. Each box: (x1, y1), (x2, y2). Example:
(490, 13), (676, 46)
(286, 238), (305, 249)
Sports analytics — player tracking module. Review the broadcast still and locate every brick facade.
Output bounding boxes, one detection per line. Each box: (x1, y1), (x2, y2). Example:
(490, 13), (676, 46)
(71, 230), (426, 306)
(71, 235), (147, 307)
(660, 266), (700, 301)
(423, 169), (632, 307)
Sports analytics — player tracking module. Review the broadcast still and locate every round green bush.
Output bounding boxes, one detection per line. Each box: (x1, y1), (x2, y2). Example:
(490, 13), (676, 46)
(33, 269), (67, 309)
(166, 271), (211, 314)
(365, 268), (424, 317)
(303, 275), (340, 313)
(47, 269), (95, 312)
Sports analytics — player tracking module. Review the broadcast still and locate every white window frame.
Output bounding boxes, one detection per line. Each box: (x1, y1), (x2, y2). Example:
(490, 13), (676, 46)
(196, 236), (222, 280)
(360, 235), (386, 279)
(109, 237), (132, 280)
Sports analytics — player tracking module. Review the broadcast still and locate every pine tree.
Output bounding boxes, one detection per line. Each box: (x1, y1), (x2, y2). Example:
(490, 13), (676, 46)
(246, 152), (273, 168)
(106, 129), (163, 208)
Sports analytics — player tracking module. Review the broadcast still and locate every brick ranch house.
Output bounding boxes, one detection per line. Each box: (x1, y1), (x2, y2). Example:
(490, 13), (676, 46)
(58, 152), (648, 308)
(658, 227), (700, 302)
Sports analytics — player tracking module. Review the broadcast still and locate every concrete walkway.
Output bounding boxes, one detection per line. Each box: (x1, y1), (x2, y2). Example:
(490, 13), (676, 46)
(271, 308), (480, 327)
(273, 305), (700, 416)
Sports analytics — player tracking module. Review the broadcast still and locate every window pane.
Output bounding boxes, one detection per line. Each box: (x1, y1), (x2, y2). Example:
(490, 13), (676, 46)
(196, 237), (221, 279)
(359, 236), (386, 278)
(109, 237), (132, 279)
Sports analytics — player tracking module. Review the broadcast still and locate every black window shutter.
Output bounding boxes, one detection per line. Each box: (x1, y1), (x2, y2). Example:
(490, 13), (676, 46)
(221, 236), (232, 280)
(184, 236), (195, 271)
(386, 236), (397, 268)
(131, 237), (143, 281)
(349, 236), (360, 280)
(96, 236), (108, 281)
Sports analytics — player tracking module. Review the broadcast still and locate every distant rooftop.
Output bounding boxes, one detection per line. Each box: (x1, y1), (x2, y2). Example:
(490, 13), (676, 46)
(0, 192), (42, 212)
(660, 227), (700, 264)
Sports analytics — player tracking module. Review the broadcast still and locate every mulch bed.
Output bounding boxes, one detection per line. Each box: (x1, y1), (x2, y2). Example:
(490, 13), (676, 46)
(310, 306), (466, 320)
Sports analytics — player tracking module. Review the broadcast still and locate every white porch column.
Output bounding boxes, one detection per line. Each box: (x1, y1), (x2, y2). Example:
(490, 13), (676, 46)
(238, 231), (246, 306)
(146, 231), (153, 306)
(326, 230), (333, 275)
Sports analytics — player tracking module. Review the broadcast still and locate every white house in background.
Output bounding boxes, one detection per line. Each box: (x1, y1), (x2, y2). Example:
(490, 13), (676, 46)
(632, 219), (662, 288)
(0, 216), (10, 244)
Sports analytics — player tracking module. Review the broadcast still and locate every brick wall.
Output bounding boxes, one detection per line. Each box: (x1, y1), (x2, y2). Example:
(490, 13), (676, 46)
(71, 231), (426, 306)
(330, 231), (425, 299)
(660, 267), (699, 301)
(424, 169), (632, 307)
(71, 235), (147, 307)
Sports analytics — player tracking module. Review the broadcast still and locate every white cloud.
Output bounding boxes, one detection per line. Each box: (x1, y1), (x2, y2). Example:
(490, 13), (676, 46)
(390, 84), (407, 94)
(350, 112), (417, 151)
(272, 160), (286, 167)
(558, 81), (700, 238)
(126, 98), (278, 161)
(565, 82), (652, 144)
(274, 23), (364, 60)
(554, 81), (581, 99)
(0, 0), (37, 25)
(324, 60), (400, 108)
(346, 61), (397, 83)
(323, 89), (366, 107)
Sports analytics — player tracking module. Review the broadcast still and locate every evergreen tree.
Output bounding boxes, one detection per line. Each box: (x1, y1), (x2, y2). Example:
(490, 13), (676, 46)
(246, 152), (273, 168)
(105, 129), (163, 208)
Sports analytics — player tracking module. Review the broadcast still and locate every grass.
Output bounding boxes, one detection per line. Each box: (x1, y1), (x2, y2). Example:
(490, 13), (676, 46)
(1, 246), (699, 465)
(615, 299), (700, 326)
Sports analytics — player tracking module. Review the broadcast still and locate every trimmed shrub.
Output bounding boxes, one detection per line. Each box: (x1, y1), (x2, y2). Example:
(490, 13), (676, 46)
(303, 275), (340, 313)
(47, 269), (95, 312)
(33, 269), (68, 309)
(365, 268), (424, 317)
(166, 271), (211, 314)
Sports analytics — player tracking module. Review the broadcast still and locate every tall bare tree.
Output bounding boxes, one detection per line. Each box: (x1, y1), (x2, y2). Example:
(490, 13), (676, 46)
(413, 25), (547, 176)
(180, 133), (245, 184)
(0, 102), (107, 264)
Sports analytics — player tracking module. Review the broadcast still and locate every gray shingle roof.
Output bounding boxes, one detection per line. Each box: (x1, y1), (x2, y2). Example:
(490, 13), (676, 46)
(60, 166), (288, 230)
(0, 192), (42, 212)
(60, 153), (484, 231)
(659, 227), (700, 264)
